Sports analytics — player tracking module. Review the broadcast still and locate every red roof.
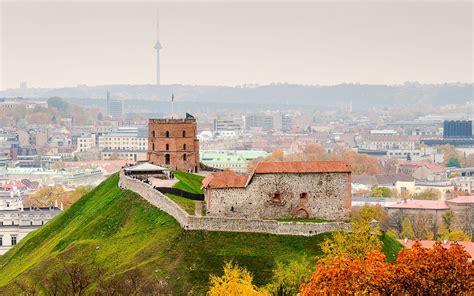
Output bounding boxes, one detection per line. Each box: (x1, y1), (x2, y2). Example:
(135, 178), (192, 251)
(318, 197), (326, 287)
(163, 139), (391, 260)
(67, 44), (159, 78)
(201, 171), (248, 189)
(399, 240), (474, 261)
(253, 161), (351, 174)
(386, 199), (449, 210)
(447, 196), (474, 204)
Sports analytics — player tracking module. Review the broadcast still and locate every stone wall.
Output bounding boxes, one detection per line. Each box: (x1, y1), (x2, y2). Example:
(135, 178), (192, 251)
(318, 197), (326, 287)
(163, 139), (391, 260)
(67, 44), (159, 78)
(206, 172), (351, 221)
(120, 172), (351, 236)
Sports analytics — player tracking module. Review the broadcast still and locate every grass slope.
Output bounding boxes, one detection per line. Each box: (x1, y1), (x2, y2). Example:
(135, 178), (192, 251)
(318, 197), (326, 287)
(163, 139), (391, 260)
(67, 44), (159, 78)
(166, 193), (196, 215)
(173, 171), (204, 194)
(0, 174), (403, 294)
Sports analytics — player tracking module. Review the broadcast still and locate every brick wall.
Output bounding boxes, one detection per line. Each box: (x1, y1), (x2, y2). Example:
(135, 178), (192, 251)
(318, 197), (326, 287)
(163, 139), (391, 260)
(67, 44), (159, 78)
(148, 118), (199, 172)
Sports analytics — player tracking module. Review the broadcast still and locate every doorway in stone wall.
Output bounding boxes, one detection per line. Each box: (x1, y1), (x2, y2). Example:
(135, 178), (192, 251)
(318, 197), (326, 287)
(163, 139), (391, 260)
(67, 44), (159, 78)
(294, 207), (310, 218)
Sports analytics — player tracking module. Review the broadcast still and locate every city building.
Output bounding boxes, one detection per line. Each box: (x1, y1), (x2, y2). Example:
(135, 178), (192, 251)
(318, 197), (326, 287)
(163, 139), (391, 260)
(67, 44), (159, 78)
(0, 187), (61, 255)
(443, 120), (472, 138)
(76, 134), (96, 152)
(108, 99), (124, 118)
(98, 127), (147, 161)
(213, 116), (243, 132)
(148, 115), (200, 172)
(200, 150), (270, 173)
(386, 196), (474, 237)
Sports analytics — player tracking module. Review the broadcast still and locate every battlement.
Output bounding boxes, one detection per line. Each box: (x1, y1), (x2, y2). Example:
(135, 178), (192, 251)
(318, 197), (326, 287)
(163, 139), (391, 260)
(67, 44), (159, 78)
(149, 118), (196, 124)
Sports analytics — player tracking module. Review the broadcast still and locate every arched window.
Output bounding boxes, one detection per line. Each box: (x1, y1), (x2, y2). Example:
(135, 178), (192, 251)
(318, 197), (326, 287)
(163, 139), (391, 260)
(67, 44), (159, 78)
(183, 144), (187, 150)
(165, 131), (170, 138)
(183, 154), (187, 161)
(152, 143), (155, 150)
(165, 154), (170, 165)
(166, 143), (169, 150)
(152, 131), (155, 137)
(182, 130), (186, 137)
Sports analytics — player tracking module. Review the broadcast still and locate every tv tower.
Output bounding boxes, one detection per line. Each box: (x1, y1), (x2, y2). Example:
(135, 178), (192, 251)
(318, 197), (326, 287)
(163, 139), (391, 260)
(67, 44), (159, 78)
(154, 10), (162, 85)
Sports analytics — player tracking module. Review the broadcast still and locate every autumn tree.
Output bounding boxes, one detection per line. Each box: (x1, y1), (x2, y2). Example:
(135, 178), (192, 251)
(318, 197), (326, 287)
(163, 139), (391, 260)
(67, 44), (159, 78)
(300, 250), (394, 295)
(369, 185), (392, 197)
(400, 217), (415, 240)
(322, 206), (383, 261)
(415, 188), (441, 200)
(466, 153), (474, 167)
(410, 213), (435, 240)
(338, 150), (379, 175)
(208, 261), (270, 296)
(301, 242), (473, 295)
(265, 256), (314, 295)
(442, 210), (456, 232)
(441, 145), (465, 167)
(393, 242), (473, 295)
(351, 204), (389, 231)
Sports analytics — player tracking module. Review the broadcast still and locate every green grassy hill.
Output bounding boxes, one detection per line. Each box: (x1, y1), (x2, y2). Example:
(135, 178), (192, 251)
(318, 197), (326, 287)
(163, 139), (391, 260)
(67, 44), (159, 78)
(0, 173), (402, 294)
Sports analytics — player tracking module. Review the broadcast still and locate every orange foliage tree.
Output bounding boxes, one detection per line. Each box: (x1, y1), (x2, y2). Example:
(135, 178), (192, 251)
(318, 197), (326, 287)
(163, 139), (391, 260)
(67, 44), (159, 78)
(301, 242), (473, 295)
(300, 250), (394, 295)
(333, 150), (380, 175)
(393, 242), (473, 295)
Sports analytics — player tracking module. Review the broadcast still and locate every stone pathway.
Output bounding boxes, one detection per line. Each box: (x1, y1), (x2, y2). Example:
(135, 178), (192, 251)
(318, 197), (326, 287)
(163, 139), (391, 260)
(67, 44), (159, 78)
(194, 201), (202, 217)
(150, 178), (178, 188)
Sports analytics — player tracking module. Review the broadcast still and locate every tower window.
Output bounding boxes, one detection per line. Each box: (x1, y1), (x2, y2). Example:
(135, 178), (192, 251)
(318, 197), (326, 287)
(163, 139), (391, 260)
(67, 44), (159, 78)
(183, 154), (187, 161)
(300, 192), (308, 199)
(152, 143), (155, 150)
(165, 154), (170, 165)
(182, 131), (186, 137)
(183, 144), (187, 150)
(152, 131), (155, 137)
(166, 144), (169, 150)
(165, 131), (170, 138)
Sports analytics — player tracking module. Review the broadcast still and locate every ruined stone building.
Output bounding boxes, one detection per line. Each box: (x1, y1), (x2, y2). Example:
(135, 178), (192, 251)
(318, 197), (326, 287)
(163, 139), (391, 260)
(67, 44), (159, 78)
(202, 161), (352, 220)
(148, 116), (200, 172)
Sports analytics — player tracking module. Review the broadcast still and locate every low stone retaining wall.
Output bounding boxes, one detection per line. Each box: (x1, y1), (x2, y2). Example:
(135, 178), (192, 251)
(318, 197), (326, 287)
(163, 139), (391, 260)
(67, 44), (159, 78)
(120, 172), (351, 236)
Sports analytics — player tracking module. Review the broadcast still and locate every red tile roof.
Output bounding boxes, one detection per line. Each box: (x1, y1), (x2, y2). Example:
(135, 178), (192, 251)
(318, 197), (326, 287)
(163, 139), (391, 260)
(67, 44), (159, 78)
(447, 196), (474, 204)
(399, 240), (474, 261)
(386, 199), (449, 210)
(253, 161), (351, 174)
(201, 171), (248, 189)
(202, 161), (351, 189)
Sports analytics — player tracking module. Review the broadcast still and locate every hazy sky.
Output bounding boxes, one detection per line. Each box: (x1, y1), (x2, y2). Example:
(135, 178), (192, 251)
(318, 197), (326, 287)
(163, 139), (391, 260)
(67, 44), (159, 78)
(0, 1), (472, 89)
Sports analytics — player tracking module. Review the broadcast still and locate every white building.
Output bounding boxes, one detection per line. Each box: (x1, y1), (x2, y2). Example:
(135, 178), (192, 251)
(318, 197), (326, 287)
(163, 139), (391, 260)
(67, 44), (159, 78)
(76, 134), (96, 152)
(98, 127), (147, 161)
(0, 188), (61, 255)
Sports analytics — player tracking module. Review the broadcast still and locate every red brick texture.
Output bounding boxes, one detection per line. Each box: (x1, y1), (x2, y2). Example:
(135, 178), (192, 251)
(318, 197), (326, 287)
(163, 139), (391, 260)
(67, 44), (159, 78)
(148, 118), (200, 172)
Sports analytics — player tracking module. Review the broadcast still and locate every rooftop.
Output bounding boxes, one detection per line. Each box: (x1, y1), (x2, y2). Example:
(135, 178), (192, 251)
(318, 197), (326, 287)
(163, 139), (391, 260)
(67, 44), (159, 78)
(201, 171), (248, 189)
(447, 195), (474, 204)
(386, 199), (449, 210)
(253, 161), (351, 174)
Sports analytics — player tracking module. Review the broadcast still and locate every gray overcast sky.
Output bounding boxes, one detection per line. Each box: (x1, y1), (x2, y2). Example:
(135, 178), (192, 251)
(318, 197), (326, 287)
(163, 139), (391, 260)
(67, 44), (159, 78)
(0, 1), (472, 89)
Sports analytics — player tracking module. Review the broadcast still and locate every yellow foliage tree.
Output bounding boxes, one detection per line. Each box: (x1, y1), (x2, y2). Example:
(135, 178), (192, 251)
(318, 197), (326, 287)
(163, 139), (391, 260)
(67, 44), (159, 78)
(322, 207), (383, 261)
(208, 261), (270, 296)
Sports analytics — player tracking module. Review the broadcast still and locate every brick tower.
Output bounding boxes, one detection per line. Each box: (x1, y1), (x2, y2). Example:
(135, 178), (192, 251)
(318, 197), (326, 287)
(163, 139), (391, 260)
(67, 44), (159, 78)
(148, 116), (200, 172)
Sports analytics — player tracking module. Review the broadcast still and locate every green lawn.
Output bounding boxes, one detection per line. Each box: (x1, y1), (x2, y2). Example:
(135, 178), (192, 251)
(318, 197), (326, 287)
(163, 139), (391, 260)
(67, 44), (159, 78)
(275, 217), (334, 223)
(0, 174), (403, 294)
(166, 193), (196, 215)
(172, 171), (205, 194)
